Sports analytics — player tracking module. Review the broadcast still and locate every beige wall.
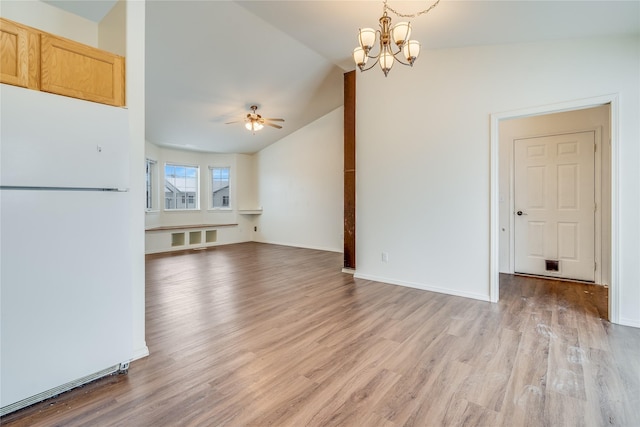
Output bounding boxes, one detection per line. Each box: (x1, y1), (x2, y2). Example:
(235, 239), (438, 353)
(98, 0), (126, 56)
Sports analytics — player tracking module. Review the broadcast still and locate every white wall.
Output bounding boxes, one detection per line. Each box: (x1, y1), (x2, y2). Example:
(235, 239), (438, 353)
(0, 0), (97, 46)
(236, 153), (257, 211)
(355, 35), (640, 327)
(254, 107), (344, 252)
(125, 0), (148, 360)
(144, 142), (254, 253)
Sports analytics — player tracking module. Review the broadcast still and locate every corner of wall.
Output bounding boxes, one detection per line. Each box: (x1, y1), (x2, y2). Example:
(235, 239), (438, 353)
(126, 0), (148, 360)
(98, 0), (126, 56)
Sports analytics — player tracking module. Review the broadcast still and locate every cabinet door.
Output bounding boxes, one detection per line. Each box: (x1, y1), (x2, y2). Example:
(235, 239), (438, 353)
(40, 34), (125, 107)
(0, 18), (29, 88)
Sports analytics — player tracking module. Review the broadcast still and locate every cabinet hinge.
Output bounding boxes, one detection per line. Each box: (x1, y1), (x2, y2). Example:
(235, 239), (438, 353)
(594, 262), (597, 271)
(594, 143), (597, 153)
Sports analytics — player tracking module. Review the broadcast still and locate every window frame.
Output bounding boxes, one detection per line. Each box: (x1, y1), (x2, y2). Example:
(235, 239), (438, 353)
(164, 162), (200, 211)
(209, 166), (232, 211)
(145, 158), (158, 212)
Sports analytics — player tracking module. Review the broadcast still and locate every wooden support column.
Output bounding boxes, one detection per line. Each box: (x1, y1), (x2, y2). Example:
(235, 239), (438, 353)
(344, 71), (356, 269)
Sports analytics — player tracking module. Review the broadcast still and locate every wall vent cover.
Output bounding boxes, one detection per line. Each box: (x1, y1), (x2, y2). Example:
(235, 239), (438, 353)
(545, 260), (560, 272)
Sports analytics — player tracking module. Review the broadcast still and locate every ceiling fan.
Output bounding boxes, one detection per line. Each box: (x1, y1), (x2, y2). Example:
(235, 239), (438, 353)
(225, 105), (284, 133)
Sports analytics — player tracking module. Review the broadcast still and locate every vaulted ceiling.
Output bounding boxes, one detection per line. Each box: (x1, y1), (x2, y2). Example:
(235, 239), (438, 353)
(45, 1), (640, 154)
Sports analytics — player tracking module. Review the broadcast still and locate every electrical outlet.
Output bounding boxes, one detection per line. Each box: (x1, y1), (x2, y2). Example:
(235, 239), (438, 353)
(381, 252), (388, 262)
(254, 226), (257, 232)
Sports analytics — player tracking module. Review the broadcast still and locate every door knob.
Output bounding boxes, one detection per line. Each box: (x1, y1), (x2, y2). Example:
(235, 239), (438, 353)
(516, 210), (527, 216)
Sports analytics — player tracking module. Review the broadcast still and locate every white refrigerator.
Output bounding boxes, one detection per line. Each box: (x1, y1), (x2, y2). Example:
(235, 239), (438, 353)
(0, 84), (133, 414)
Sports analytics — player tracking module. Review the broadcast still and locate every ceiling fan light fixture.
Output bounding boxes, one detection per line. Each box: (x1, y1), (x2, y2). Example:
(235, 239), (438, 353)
(226, 105), (284, 133)
(245, 121), (264, 132)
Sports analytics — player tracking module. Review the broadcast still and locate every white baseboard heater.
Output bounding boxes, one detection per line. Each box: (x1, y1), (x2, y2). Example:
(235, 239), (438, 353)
(0, 363), (129, 417)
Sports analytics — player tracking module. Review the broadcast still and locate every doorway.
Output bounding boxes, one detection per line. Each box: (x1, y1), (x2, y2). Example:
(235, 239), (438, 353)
(490, 95), (619, 323)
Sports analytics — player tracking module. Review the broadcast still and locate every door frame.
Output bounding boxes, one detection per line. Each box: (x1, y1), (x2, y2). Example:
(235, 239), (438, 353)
(510, 129), (601, 283)
(490, 94), (620, 323)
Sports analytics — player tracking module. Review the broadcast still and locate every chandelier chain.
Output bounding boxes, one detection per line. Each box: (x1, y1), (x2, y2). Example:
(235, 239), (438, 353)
(383, 0), (441, 18)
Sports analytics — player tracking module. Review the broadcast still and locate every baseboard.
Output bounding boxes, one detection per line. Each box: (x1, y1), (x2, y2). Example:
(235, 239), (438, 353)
(131, 345), (150, 361)
(619, 317), (640, 328)
(353, 272), (492, 302)
(254, 239), (342, 254)
(342, 268), (355, 275)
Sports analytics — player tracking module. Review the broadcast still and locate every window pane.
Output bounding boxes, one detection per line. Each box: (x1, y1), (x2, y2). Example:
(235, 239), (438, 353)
(211, 167), (230, 208)
(165, 163), (199, 210)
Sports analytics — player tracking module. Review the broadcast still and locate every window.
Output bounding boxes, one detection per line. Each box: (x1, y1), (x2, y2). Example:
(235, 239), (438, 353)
(210, 166), (230, 209)
(165, 164), (199, 210)
(145, 159), (157, 210)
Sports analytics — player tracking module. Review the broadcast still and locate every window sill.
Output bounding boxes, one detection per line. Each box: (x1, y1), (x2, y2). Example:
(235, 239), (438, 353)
(207, 208), (233, 212)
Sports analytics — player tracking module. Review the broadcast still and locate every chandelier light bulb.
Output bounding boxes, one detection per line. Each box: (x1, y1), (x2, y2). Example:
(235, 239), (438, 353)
(403, 40), (420, 65)
(358, 28), (376, 51)
(391, 21), (411, 47)
(353, 47), (368, 69)
(379, 50), (394, 76)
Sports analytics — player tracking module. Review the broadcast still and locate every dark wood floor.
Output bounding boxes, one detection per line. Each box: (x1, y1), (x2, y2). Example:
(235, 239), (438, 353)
(3, 242), (639, 426)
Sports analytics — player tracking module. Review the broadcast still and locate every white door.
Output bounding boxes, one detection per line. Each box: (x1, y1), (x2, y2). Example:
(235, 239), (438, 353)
(514, 131), (595, 281)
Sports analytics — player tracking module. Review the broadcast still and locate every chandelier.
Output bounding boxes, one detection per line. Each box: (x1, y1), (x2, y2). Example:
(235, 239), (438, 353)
(353, 0), (441, 76)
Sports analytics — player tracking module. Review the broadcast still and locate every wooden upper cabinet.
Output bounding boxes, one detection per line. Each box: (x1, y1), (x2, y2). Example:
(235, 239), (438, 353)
(41, 34), (125, 107)
(0, 18), (125, 107)
(0, 19), (30, 88)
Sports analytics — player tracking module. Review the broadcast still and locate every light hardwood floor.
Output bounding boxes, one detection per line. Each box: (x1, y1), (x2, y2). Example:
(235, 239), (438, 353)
(2, 242), (639, 426)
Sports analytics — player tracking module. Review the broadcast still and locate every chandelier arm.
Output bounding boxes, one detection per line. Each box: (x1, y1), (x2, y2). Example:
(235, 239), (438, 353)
(359, 56), (381, 72)
(361, 28), (386, 61)
(383, 0), (441, 18)
(391, 50), (411, 66)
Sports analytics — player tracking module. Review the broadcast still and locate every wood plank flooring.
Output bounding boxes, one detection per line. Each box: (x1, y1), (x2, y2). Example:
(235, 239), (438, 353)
(2, 242), (639, 426)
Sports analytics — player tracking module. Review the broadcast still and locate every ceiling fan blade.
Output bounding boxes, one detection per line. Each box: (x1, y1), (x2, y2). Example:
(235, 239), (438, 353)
(264, 118), (285, 122)
(224, 120), (240, 124)
(265, 122), (283, 129)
